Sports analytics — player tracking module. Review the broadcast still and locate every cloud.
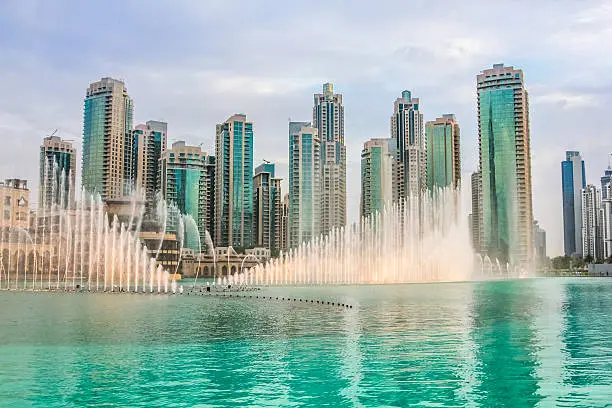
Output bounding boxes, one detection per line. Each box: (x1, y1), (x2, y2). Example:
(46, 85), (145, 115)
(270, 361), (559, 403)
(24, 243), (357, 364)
(0, 0), (611, 257)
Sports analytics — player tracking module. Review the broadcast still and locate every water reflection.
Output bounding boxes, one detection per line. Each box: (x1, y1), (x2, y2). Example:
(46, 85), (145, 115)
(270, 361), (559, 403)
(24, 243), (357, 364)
(470, 280), (543, 407)
(0, 279), (611, 407)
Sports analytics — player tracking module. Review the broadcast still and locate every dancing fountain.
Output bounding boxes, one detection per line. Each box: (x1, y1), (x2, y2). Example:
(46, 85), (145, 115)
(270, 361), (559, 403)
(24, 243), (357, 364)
(225, 188), (477, 286)
(1, 163), (512, 294)
(0, 168), (173, 293)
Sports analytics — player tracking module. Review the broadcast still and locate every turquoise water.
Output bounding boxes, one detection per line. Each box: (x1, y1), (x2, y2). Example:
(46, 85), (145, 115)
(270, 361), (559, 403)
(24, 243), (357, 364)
(0, 278), (611, 407)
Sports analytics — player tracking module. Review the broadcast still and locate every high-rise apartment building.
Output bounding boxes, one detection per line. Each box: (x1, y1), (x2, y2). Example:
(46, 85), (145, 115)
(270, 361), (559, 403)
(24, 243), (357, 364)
(600, 184), (612, 260)
(581, 184), (602, 261)
(82, 77), (134, 201)
(360, 138), (394, 218)
(133, 120), (167, 216)
(288, 122), (321, 248)
(391, 90), (425, 200)
(253, 163), (282, 252)
(313, 83), (346, 234)
(601, 160), (612, 199)
(425, 114), (461, 190)
(215, 114), (254, 248)
(280, 193), (289, 251)
(533, 220), (547, 267)
(160, 141), (215, 250)
(39, 135), (76, 209)
(477, 64), (533, 266)
(470, 171), (482, 252)
(561, 151), (586, 257)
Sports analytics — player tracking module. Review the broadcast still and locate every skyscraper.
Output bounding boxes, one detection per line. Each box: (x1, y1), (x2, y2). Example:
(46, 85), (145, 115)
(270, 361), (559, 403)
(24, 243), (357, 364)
(533, 220), (547, 267)
(600, 184), (612, 259)
(159, 141), (215, 251)
(39, 135), (76, 209)
(133, 121), (167, 216)
(82, 77), (134, 201)
(581, 184), (602, 261)
(360, 138), (394, 218)
(215, 114), (254, 248)
(477, 64), (533, 266)
(288, 122), (321, 248)
(313, 83), (346, 234)
(561, 151), (586, 257)
(425, 114), (461, 190)
(253, 162), (282, 252)
(600, 157), (612, 199)
(391, 90), (425, 201)
(280, 193), (289, 251)
(470, 171), (482, 252)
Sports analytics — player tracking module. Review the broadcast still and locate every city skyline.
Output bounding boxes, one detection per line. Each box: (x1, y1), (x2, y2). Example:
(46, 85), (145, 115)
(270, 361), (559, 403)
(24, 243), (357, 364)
(1, 0), (611, 257)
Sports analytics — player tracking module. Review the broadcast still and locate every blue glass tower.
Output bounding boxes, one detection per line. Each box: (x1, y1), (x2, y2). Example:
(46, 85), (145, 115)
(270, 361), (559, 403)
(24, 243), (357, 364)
(215, 114), (254, 248)
(160, 141), (215, 251)
(561, 151), (586, 257)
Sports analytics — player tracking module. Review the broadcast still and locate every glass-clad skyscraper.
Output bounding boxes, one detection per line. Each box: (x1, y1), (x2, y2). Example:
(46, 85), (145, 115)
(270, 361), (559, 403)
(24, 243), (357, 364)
(215, 114), (254, 248)
(288, 122), (321, 248)
(561, 151), (586, 257)
(160, 141), (215, 251)
(39, 135), (76, 209)
(313, 83), (346, 234)
(391, 90), (425, 200)
(477, 64), (533, 266)
(133, 120), (167, 216)
(360, 138), (394, 218)
(425, 114), (461, 190)
(82, 77), (133, 201)
(253, 163), (282, 252)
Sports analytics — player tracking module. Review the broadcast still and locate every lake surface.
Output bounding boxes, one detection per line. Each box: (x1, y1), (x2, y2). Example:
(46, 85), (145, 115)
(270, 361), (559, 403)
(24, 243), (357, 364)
(0, 278), (611, 407)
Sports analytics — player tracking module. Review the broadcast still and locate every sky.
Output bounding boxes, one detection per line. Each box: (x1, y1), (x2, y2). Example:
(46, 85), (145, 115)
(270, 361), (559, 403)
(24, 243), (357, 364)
(0, 0), (611, 257)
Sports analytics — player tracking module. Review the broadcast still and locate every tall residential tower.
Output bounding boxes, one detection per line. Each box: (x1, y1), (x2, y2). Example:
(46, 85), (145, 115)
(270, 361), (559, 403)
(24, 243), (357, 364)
(215, 114), (254, 248)
(253, 163), (282, 253)
(288, 122), (321, 248)
(561, 151), (586, 257)
(39, 135), (76, 209)
(133, 120), (167, 216)
(360, 138), (394, 218)
(82, 77), (133, 201)
(159, 141), (215, 250)
(391, 90), (425, 200)
(477, 64), (533, 266)
(313, 83), (346, 234)
(425, 114), (461, 190)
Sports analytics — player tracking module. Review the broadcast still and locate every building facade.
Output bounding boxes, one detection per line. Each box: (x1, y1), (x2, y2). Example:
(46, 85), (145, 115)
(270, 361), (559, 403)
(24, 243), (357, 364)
(360, 138), (394, 218)
(477, 64), (534, 266)
(470, 171), (482, 252)
(133, 121), (167, 216)
(391, 90), (425, 200)
(533, 220), (547, 267)
(561, 151), (586, 257)
(601, 184), (612, 260)
(215, 114), (254, 248)
(82, 77), (134, 201)
(280, 193), (289, 251)
(160, 141), (215, 251)
(313, 83), (346, 234)
(0, 179), (30, 229)
(425, 114), (461, 190)
(288, 122), (321, 248)
(601, 162), (612, 199)
(581, 184), (602, 261)
(253, 162), (282, 253)
(39, 135), (76, 209)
